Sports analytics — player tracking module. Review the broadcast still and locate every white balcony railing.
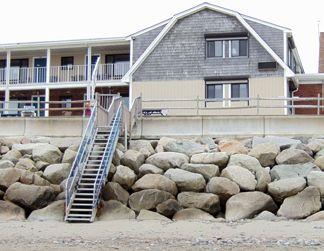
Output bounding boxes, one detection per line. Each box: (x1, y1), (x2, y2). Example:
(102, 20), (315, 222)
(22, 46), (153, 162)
(0, 62), (129, 85)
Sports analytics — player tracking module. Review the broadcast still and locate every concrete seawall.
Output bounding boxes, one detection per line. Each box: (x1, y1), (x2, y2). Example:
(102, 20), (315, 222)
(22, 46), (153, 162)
(0, 117), (88, 137)
(132, 115), (324, 138)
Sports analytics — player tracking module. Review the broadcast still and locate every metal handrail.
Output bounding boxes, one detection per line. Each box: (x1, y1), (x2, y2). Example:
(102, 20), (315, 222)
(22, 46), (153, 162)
(65, 102), (97, 211)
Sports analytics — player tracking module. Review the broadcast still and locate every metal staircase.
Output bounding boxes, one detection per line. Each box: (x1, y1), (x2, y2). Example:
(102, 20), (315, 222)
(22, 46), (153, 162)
(65, 97), (123, 222)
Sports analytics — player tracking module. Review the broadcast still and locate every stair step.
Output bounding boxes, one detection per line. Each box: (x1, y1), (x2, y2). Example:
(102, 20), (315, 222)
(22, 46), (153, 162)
(66, 218), (91, 222)
(66, 213), (92, 217)
(73, 197), (94, 201)
(80, 178), (96, 181)
(78, 188), (94, 191)
(83, 168), (101, 171)
(75, 193), (94, 196)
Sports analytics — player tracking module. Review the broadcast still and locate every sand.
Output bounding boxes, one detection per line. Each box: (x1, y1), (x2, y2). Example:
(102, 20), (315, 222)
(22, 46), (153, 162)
(0, 219), (324, 250)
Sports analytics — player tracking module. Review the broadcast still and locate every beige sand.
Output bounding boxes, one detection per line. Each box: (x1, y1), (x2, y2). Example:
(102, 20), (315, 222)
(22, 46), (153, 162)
(0, 219), (323, 250)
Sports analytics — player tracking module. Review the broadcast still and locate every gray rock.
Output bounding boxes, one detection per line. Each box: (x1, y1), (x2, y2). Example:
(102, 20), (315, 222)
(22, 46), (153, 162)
(195, 137), (218, 150)
(227, 154), (263, 173)
(173, 208), (215, 221)
(270, 163), (320, 180)
(55, 192), (65, 201)
(0, 200), (25, 221)
(275, 149), (314, 165)
(206, 177), (240, 205)
(156, 199), (181, 218)
(59, 179), (67, 191)
(129, 189), (174, 212)
(132, 174), (177, 195)
(164, 168), (206, 192)
(35, 161), (49, 171)
(164, 140), (207, 157)
(277, 186), (321, 219)
(0, 168), (22, 190)
(102, 182), (129, 205)
(129, 140), (155, 158)
(4, 182), (55, 210)
(112, 165), (137, 189)
(254, 211), (282, 221)
(177, 192), (220, 214)
(49, 137), (80, 151)
(315, 149), (324, 159)
(190, 152), (229, 168)
(248, 143), (280, 167)
(137, 209), (171, 221)
(12, 143), (46, 155)
(307, 139), (324, 153)
(146, 152), (189, 171)
(19, 170), (51, 186)
(62, 149), (77, 164)
(120, 150), (145, 173)
(225, 191), (277, 221)
(28, 200), (64, 221)
(112, 148), (123, 166)
(43, 163), (71, 184)
(98, 200), (135, 220)
(2, 149), (22, 164)
(307, 171), (324, 197)
(32, 144), (62, 164)
(221, 165), (257, 191)
(314, 156), (324, 171)
(267, 177), (306, 203)
(253, 136), (301, 149)
(156, 137), (176, 152)
(180, 163), (219, 181)
(138, 164), (164, 177)
(255, 168), (271, 192)
(0, 145), (10, 154)
(290, 143), (313, 157)
(0, 160), (15, 169)
(15, 158), (37, 172)
(0, 137), (22, 148)
(305, 211), (324, 221)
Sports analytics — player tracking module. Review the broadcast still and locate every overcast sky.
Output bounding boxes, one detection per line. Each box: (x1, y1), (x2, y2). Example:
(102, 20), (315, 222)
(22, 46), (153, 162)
(1, 0), (323, 73)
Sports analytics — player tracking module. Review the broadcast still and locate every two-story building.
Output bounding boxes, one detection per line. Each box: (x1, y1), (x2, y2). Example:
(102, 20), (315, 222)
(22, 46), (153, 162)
(0, 3), (305, 116)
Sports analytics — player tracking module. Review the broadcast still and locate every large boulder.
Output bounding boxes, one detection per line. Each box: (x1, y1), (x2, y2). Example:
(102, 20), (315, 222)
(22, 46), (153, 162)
(277, 186), (321, 219)
(221, 165), (257, 191)
(305, 211), (324, 221)
(177, 192), (220, 214)
(270, 163), (320, 180)
(267, 177), (306, 203)
(28, 200), (64, 221)
(61, 149), (77, 164)
(252, 136), (301, 149)
(290, 143), (313, 157)
(206, 177), (240, 205)
(227, 154), (262, 173)
(112, 148), (123, 166)
(129, 189), (174, 212)
(156, 199), (181, 218)
(129, 140), (155, 158)
(102, 182), (129, 205)
(156, 137), (176, 152)
(120, 150), (145, 173)
(20, 170), (51, 186)
(164, 140), (207, 157)
(146, 152), (189, 171)
(314, 156), (324, 171)
(4, 182), (55, 210)
(32, 144), (62, 164)
(0, 160), (15, 169)
(98, 200), (136, 220)
(225, 191), (277, 221)
(315, 149), (324, 159)
(137, 209), (171, 221)
(275, 149), (314, 165)
(218, 140), (248, 155)
(12, 143), (45, 155)
(2, 149), (22, 164)
(248, 143), (280, 167)
(180, 163), (219, 181)
(112, 165), (137, 189)
(307, 171), (324, 197)
(49, 137), (80, 152)
(132, 174), (177, 195)
(0, 200), (25, 221)
(190, 152), (229, 168)
(43, 163), (71, 184)
(173, 208), (215, 221)
(0, 145), (9, 155)
(0, 168), (22, 190)
(138, 164), (163, 177)
(255, 168), (271, 192)
(164, 169), (206, 192)
(307, 139), (324, 153)
(195, 137), (218, 150)
(15, 158), (37, 172)
(0, 137), (22, 148)
(254, 211), (283, 221)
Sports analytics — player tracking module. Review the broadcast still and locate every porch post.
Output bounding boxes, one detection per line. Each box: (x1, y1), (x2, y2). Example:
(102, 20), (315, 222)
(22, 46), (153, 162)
(46, 48), (51, 83)
(4, 50), (11, 114)
(45, 87), (50, 117)
(86, 46), (92, 100)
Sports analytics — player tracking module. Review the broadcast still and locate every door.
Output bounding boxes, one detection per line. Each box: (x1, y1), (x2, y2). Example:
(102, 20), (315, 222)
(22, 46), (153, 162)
(32, 95), (45, 116)
(34, 58), (46, 83)
(85, 55), (100, 79)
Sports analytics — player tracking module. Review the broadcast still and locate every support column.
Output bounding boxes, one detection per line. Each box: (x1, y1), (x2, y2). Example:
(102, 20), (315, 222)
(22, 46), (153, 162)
(86, 46), (92, 100)
(4, 50), (11, 114)
(46, 48), (51, 83)
(45, 87), (50, 117)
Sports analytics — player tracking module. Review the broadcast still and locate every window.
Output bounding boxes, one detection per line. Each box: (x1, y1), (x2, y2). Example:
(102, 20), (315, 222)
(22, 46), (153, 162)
(60, 96), (72, 108)
(206, 41), (223, 58)
(231, 39), (248, 57)
(61, 57), (74, 69)
(231, 83), (249, 99)
(206, 84), (223, 99)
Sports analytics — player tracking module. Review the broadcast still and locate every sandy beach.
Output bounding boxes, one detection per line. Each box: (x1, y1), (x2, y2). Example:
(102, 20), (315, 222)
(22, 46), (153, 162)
(0, 219), (323, 250)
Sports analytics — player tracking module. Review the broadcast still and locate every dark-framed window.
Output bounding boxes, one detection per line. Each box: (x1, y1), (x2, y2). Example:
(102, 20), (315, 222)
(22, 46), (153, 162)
(206, 83), (223, 99)
(206, 40), (223, 58)
(231, 39), (248, 57)
(61, 57), (74, 69)
(105, 54), (130, 64)
(231, 82), (249, 99)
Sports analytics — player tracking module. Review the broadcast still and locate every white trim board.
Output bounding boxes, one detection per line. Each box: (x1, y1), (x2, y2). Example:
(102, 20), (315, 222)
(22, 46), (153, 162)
(122, 2), (294, 83)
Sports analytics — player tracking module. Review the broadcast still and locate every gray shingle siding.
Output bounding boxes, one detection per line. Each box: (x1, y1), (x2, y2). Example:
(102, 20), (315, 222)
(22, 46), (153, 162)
(132, 24), (166, 63)
(132, 9), (284, 82)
